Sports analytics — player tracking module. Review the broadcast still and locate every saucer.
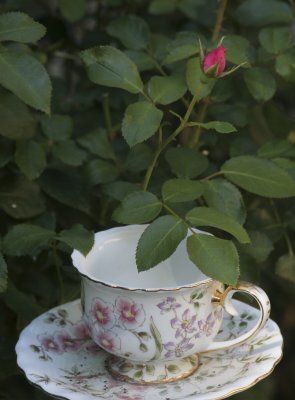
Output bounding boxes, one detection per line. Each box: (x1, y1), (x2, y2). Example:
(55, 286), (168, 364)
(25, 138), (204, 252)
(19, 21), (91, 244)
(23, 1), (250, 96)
(16, 299), (283, 400)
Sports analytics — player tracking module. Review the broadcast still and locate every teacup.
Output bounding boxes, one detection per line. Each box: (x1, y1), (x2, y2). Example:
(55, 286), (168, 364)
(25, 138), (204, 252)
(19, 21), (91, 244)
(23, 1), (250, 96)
(72, 225), (270, 384)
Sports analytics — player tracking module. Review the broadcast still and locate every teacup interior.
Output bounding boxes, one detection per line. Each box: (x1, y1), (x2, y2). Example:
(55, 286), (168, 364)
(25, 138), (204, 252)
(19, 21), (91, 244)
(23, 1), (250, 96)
(73, 225), (208, 290)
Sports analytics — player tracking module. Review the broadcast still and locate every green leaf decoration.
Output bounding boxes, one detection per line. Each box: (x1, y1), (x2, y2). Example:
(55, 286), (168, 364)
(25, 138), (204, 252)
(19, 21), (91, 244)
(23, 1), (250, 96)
(0, 93), (36, 140)
(0, 12), (46, 43)
(162, 179), (204, 203)
(0, 252), (7, 293)
(122, 101), (163, 147)
(259, 27), (291, 55)
(57, 224), (94, 256)
(39, 168), (91, 215)
(136, 215), (187, 271)
(112, 191), (162, 224)
(187, 234), (239, 285)
(238, 230), (274, 263)
(147, 74), (187, 105)
(0, 46), (51, 114)
(167, 364), (180, 373)
(80, 46), (143, 94)
(2, 224), (55, 256)
(165, 147), (209, 179)
(188, 121), (237, 134)
(58, 0), (86, 22)
(102, 181), (139, 201)
(40, 114), (73, 141)
(52, 140), (87, 167)
(186, 57), (215, 100)
(276, 254), (295, 283)
(83, 159), (118, 185)
(223, 35), (254, 66)
(186, 207), (250, 244)
(149, 316), (163, 360)
(203, 179), (246, 224)
(107, 15), (150, 50)
(243, 67), (276, 102)
(77, 128), (115, 160)
(0, 175), (45, 219)
(236, 0), (293, 26)
(15, 140), (46, 180)
(221, 156), (295, 198)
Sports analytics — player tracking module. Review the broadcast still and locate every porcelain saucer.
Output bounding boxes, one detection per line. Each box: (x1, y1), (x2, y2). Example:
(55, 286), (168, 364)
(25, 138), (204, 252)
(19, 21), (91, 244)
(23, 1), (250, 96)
(16, 299), (283, 400)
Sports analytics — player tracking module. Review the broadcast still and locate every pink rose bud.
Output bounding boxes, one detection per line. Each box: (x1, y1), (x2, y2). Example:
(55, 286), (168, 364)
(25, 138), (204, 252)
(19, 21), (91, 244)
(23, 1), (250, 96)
(203, 45), (226, 77)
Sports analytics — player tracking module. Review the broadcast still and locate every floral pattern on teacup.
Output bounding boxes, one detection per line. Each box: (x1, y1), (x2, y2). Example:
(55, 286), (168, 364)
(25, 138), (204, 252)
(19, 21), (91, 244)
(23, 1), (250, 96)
(115, 298), (145, 329)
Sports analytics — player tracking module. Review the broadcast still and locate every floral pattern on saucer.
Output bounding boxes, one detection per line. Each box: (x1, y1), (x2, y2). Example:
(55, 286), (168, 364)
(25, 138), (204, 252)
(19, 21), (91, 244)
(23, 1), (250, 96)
(16, 299), (283, 400)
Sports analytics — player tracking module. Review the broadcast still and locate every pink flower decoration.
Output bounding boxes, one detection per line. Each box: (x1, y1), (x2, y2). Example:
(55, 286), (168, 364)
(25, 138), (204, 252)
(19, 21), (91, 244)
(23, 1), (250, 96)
(95, 331), (121, 353)
(38, 334), (63, 354)
(55, 332), (82, 352)
(203, 45), (226, 77)
(116, 298), (145, 329)
(73, 322), (91, 340)
(91, 298), (114, 329)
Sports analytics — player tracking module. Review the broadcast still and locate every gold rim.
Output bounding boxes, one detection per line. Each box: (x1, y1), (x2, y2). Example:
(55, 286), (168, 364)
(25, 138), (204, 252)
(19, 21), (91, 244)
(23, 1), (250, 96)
(105, 356), (200, 385)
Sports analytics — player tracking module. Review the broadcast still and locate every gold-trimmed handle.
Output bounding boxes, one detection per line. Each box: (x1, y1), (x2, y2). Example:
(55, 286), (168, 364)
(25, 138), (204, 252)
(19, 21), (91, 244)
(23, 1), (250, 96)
(206, 281), (271, 352)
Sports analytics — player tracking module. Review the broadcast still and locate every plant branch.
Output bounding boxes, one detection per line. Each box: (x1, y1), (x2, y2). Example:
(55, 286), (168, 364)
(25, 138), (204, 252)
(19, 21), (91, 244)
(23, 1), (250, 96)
(189, 98), (210, 148)
(102, 93), (114, 141)
(142, 92), (200, 191)
(212, 0), (228, 41)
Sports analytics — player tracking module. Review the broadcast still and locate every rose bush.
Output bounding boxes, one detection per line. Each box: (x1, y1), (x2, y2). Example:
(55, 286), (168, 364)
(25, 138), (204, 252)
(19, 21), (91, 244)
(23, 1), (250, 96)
(0, 0), (294, 398)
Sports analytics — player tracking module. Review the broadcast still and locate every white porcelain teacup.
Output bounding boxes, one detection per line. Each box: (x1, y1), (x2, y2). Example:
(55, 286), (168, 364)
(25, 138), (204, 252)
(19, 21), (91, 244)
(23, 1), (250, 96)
(72, 225), (270, 384)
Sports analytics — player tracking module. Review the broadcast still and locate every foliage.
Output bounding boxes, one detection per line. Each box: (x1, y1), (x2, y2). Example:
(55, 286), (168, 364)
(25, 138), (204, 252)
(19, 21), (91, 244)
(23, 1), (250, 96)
(0, 0), (294, 399)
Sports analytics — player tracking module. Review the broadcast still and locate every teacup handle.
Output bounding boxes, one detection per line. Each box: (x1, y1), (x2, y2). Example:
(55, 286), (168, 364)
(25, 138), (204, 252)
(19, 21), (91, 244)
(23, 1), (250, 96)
(205, 281), (271, 352)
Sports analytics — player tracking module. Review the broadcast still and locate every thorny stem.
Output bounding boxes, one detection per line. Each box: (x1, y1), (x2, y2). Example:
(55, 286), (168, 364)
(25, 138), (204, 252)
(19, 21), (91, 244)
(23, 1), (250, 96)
(270, 199), (294, 257)
(53, 241), (65, 304)
(212, 0), (228, 41)
(189, 98), (210, 148)
(142, 92), (200, 191)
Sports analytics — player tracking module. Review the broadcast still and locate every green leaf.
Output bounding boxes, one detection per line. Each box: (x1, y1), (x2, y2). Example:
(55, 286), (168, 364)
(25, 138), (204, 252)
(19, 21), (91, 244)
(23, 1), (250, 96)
(57, 224), (94, 256)
(112, 191), (162, 224)
(39, 168), (91, 214)
(0, 93), (36, 139)
(275, 51), (295, 83)
(136, 215), (187, 271)
(186, 57), (215, 100)
(186, 207), (250, 244)
(106, 15), (150, 50)
(15, 140), (46, 180)
(125, 50), (155, 72)
(52, 140), (87, 166)
(0, 175), (45, 218)
(0, 252), (7, 293)
(162, 179), (204, 203)
(58, 0), (86, 22)
(210, 103), (249, 128)
(0, 138), (13, 167)
(0, 12), (46, 43)
(259, 27), (291, 55)
(238, 231), (274, 263)
(150, 316), (163, 360)
(165, 147), (209, 179)
(203, 179), (246, 224)
(83, 159), (118, 185)
(223, 35), (254, 66)
(147, 75), (187, 105)
(0, 46), (51, 114)
(122, 101), (163, 147)
(276, 254), (295, 283)
(236, 0), (293, 26)
(163, 44), (198, 65)
(149, 0), (177, 14)
(187, 234), (239, 285)
(77, 128), (115, 160)
(40, 114), (73, 141)
(243, 68), (276, 102)
(257, 140), (295, 159)
(188, 121), (237, 134)
(221, 156), (295, 198)
(2, 224), (55, 256)
(80, 46), (143, 94)
(102, 181), (139, 201)
(124, 143), (153, 172)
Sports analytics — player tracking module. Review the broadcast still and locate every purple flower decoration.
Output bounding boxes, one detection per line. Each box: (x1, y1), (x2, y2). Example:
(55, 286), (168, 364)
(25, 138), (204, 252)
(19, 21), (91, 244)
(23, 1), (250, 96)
(164, 338), (194, 358)
(84, 341), (101, 354)
(116, 298), (145, 329)
(55, 332), (82, 352)
(38, 334), (63, 354)
(95, 331), (121, 353)
(157, 297), (181, 314)
(73, 322), (91, 340)
(171, 308), (197, 338)
(196, 312), (216, 338)
(91, 298), (114, 329)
